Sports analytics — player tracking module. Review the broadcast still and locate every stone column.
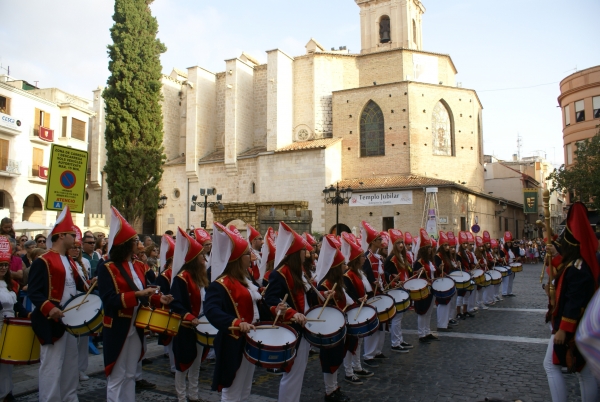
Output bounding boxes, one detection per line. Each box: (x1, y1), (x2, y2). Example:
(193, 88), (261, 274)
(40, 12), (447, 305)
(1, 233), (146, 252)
(266, 49), (294, 152)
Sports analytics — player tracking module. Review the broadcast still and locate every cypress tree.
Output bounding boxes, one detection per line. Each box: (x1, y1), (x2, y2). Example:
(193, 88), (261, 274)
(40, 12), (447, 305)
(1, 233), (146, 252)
(103, 0), (166, 225)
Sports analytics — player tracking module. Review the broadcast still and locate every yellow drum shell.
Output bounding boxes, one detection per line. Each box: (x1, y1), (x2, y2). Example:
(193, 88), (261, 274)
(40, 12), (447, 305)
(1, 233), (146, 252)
(510, 263), (523, 273)
(403, 279), (431, 301)
(196, 331), (214, 347)
(135, 306), (181, 337)
(394, 298), (410, 312)
(0, 318), (41, 365)
(65, 311), (104, 337)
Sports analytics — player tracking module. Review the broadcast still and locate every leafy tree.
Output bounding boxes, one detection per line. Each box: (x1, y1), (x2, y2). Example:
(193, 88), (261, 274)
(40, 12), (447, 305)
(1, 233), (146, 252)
(103, 0), (166, 225)
(548, 127), (600, 210)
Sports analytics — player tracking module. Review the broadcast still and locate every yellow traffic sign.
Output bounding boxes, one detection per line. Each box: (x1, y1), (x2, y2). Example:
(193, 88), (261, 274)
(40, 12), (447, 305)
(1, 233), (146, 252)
(45, 144), (89, 213)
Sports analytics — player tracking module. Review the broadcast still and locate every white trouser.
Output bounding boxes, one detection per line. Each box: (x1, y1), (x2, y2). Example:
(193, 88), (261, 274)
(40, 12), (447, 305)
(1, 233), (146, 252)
(467, 290), (477, 312)
(417, 298), (434, 337)
(363, 330), (385, 359)
(436, 303), (450, 329)
(323, 370), (339, 395)
(507, 273), (515, 295)
(476, 288), (483, 306)
(449, 294), (457, 319)
(344, 338), (363, 376)
(39, 333), (80, 402)
(135, 335), (147, 381)
(222, 356), (255, 402)
(77, 335), (89, 372)
(503, 273), (515, 295)
(278, 337), (310, 402)
(107, 328), (142, 402)
(207, 348), (216, 360)
(175, 344), (204, 402)
(0, 363), (13, 399)
(390, 312), (404, 347)
(543, 335), (598, 402)
(167, 342), (176, 373)
(484, 286), (494, 304)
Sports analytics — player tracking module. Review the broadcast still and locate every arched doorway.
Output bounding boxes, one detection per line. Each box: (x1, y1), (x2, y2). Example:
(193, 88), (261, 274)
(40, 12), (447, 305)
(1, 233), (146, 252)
(329, 224), (351, 235)
(23, 194), (44, 223)
(222, 218), (248, 238)
(0, 191), (14, 219)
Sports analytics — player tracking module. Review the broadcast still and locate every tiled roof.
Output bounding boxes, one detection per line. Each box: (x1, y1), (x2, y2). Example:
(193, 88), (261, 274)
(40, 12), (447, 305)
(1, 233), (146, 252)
(239, 146), (267, 158)
(337, 175), (459, 191)
(198, 146), (268, 164)
(275, 138), (341, 153)
(165, 155), (185, 166)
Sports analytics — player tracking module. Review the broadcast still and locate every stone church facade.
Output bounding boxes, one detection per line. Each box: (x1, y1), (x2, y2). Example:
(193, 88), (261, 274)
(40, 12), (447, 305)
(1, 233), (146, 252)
(86, 0), (526, 238)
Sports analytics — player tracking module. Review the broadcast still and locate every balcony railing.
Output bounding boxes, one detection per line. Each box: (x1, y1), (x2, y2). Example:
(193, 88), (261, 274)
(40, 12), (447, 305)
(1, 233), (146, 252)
(0, 158), (21, 175)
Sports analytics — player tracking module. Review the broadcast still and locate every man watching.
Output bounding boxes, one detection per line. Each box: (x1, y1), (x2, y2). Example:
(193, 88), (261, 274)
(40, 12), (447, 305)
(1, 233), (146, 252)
(82, 233), (99, 277)
(35, 234), (47, 250)
(21, 240), (37, 268)
(0, 217), (15, 238)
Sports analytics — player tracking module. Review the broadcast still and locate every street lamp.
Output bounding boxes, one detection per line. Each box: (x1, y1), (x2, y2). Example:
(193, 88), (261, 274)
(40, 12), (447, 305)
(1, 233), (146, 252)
(157, 194), (167, 209)
(190, 188), (224, 228)
(323, 183), (353, 234)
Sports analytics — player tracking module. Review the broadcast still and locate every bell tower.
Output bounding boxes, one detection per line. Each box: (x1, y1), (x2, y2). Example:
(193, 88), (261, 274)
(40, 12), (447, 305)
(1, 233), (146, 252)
(355, 0), (425, 54)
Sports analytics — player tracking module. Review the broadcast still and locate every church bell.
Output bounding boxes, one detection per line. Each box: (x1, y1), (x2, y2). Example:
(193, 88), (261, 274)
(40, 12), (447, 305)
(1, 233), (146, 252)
(380, 31), (390, 43)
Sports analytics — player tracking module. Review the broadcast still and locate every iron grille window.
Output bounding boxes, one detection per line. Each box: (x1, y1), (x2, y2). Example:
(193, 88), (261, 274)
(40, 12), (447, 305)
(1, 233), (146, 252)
(360, 101), (385, 157)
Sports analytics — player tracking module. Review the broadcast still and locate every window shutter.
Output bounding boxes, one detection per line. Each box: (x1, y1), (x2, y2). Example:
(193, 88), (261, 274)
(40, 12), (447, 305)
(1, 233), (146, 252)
(44, 112), (51, 128)
(62, 116), (67, 137)
(32, 147), (43, 176)
(0, 139), (8, 171)
(71, 118), (86, 141)
(34, 108), (41, 136)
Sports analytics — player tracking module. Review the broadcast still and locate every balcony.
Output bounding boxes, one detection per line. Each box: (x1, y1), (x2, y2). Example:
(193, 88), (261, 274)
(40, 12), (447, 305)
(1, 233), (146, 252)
(0, 159), (21, 177)
(28, 165), (48, 184)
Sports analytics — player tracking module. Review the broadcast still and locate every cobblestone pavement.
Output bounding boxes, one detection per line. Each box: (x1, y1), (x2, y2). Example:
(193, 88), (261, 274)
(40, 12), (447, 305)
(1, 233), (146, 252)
(15, 262), (599, 401)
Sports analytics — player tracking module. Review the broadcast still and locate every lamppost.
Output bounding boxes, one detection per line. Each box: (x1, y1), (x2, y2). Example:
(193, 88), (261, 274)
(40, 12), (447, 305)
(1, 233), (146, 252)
(322, 183), (353, 235)
(191, 188), (224, 228)
(157, 194), (168, 209)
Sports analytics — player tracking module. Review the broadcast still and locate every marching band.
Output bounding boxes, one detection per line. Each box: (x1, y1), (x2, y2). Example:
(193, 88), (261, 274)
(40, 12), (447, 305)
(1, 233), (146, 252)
(0, 201), (598, 402)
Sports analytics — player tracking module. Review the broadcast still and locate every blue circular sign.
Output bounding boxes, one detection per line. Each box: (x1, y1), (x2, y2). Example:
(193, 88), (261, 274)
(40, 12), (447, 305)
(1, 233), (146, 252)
(471, 224), (480, 233)
(60, 171), (76, 189)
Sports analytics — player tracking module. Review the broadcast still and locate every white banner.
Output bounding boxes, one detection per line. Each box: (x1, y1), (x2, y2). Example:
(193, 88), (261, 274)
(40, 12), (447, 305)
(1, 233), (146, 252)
(413, 53), (438, 85)
(0, 112), (22, 132)
(349, 191), (413, 207)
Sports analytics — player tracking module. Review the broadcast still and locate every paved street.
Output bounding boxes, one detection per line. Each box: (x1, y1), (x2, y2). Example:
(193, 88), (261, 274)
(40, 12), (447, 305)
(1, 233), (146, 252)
(14, 262), (597, 401)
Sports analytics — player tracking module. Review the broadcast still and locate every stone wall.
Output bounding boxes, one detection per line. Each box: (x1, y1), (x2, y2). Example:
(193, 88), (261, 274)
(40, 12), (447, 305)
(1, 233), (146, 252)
(161, 76), (182, 161)
(253, 64), (268, 147)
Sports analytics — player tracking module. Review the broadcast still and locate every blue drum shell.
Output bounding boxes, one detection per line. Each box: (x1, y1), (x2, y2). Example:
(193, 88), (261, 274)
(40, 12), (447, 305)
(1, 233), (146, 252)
(305, 325), (346, 349)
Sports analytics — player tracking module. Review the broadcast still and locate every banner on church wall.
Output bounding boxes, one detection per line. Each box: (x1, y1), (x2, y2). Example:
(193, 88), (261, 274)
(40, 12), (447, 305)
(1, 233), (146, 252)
(349, 191), (413, 207)
(523, 188), (538, 214)
(412, 53), (438, 85)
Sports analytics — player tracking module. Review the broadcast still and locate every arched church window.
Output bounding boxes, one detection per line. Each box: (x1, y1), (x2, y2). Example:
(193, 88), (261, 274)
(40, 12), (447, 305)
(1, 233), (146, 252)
(379, 16), (391, 43)
(360, 100), (385, 157)
(431, 100), (454, 156)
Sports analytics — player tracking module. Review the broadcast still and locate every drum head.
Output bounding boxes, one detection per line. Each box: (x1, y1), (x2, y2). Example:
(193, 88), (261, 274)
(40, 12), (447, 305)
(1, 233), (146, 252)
(247, 326), (296, 345)
(510, 263), (521, 267)
(368, 295), (394, 312)
(346, 304), (377, 324)
(387, 289), (409, 303)
(432, 277), (455, 291)
(403, 278), (428, 290)
(484, 273), (492, 281)
(449, 271), (471, 282)
(490, 271), (502, 280)
(495, 267), (507, 272)
(471, 269), (484, 277)
(195, 322), (218, 335)
(305, 307), (345, 334)
(61, 294), (103, 327)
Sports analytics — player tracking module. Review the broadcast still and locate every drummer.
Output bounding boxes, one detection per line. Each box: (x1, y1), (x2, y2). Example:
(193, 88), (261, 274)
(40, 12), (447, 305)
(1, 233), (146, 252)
(0, 235), (31, 402)
(457, 232), (475, 319)
(303, 233), (318, 283)
(28, 206), (88, 402)
(383, 229), (413, 353)
(264, 222), (320, 402)
(315, 236), (355, 400)
(412, 229), (438, 344)
(247, 224), (263, 282)
(193, 228), (213, 283)
(155, 235), (176, 374)
(473, 236), (490, 311)
(465, 232), (482, 314)
(433, 232), (457, 331)
(169, 228), (207, 402)
(501, 231), (517, 297)
(97, 207), (173, 402)
(482, 231), (496, 306)
(204, 223), (272, 401)
(490, 239), (503, 302)
(259, 227), (276, 287)
(340, 233), (374, 382)
(446, 231), (460, 323)
(404, 232), (414, 264)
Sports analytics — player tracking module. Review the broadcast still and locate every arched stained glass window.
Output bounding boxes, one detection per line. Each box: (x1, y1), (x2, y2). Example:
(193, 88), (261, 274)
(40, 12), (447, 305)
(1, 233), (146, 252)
(360, 100), (385, 157)
(432, 100), (454, 156)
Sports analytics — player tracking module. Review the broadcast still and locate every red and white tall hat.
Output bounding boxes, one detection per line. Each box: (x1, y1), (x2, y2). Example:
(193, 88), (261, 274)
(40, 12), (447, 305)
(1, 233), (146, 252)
(315, 236), (346, 284)
(360, 220), (380, 252)
(490, 239), (499, 249)
(159, 235), (175, 273)
(388, 229), (404, 255)
(466, 232), (475, 245)
(258, 227), (276, 280)
(380, 231), (390, 250)
(475, 236), (484, 247)
(345, 232), (358, 246)
(404, 232), (414, 249)
(247, 224), (261, 243)
(0, 235), (12, 263)
(46, 206), (77, 249)
(107, 206), (137, 253)
(563, 202), (599, 283)
(171, 227), (204, 285)
(211, 222), (250, 282)
(274, 222), (310, 268)
(194, 228), (212, 245)
(503, 231), (513, 243)
(458, 231), (469, 245)
(325, 234), (341, 249)
(438, 231), (449, 246)
(228, 225), (241, 236)
(431, 238), (437, 249)
(303, 232), (318, 248)
(73, 226), (83, 247)
(447, 232), (456, 247)
(417, 228), (431, 249)
(482, 230), (491, 244)
(341, 232), (364, 264)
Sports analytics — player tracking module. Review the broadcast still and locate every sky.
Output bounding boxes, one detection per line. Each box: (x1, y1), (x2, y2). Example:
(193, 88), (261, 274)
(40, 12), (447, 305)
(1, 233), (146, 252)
(1, 0), (599, 166)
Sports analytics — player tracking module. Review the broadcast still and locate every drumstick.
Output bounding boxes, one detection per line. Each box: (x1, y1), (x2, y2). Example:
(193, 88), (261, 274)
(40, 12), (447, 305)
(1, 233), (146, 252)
(384, 274), (398, 291)
(289, 318), (326, 323)
(272, 294), (288, 328)
(354, 297), (367, 320)
(76, 281), (97, 311)
(61, 300), (89, 313)
(228, 325), (276, 330)
(317, 283), (337, 319)
(366, 296), (381, 305)
(261, 284), (269, 297)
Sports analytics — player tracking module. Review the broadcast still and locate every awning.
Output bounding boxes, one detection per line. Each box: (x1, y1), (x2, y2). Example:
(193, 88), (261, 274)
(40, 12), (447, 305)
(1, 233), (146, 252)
(13, 221), (52, 232)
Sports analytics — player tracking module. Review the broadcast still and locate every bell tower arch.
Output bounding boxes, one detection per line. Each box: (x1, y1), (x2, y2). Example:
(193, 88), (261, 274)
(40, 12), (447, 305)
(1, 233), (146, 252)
(355, 0), (425, 54)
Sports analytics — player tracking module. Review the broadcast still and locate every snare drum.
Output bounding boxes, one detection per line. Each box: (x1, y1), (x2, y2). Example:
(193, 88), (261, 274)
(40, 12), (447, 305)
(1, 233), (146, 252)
(431, 277), (456, 301)
(490, 270), (502, 285)
(403, 278), (430, 301)
(244, 322), (298, 369)
(367, 294), (396, 323)
(387, 289), (410, 313)
(466, 280), (475, 291)
(304, 306), (346, 348)
(510, 263), (523, 273)
(471, 269), (485, 285)
(195, 315), (218, 347)
(481, 273), (492, 287)
(0, 317), (41, 365)
(495, 266), (509, 277)
(135, 306), (181, 336)
(449, 271), (471, 289)
(62, 293), (104, 337)
(346, 304), (379, 338)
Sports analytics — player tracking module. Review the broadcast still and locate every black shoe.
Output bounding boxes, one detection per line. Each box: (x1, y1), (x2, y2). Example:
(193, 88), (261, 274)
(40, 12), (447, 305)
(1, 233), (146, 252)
(141, 358), (152, 365)
(325, 388), (349, 402)
(400, 341), (413, 349)
(335, 388), (350, 402)
(419, 337), (430, 344)
(391, 345), (410, 353)
(426, 334), (440, 341)
(309, 349), (319, 356)
(465, 312), (475, 318)
(449, 319), (459, 326)
(267, 368), (284, 375)
(4, 392), (16, 402)
(135, 379), (156, 390)
(457, 313), (465, 320)
(207, 358), (216, 365)
(353, 369), (374, 378)
(344, 375), (363, 385)
(507, 294), (516, 297)
(437, 327), (452, 332)
(374, 353), (388, 359)
(362, 359), (379, 368)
